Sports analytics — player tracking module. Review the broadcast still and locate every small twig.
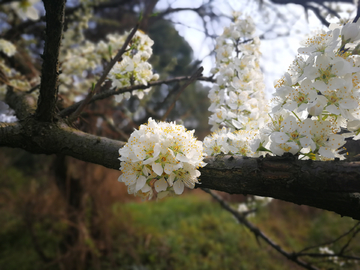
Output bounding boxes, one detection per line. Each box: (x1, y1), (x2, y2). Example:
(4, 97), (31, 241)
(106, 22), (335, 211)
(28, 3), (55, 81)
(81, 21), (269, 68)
(59, 75), (214, 118)
(81, 111), (129, 140)
(297, 252), (360, 261)
(68, 23), (140, 122)
(26, 84), (40, 94)
(304, 4), (330, 27)
(102, 115), (129, 140)
(355, 0), (360, 23)
(161, 66), (203, 121)
(202, 188), (319, 270)
(298, 222), (360, 254)
(339, 227), (360, 255)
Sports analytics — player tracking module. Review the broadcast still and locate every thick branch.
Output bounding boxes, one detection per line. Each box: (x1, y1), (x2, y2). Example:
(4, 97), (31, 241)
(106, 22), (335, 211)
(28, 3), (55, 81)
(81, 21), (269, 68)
(6, 87), (35, 120)
(199, 154), (360, 220)
(0, 119), (124, 169)
(1, 115), (360, 219)
(35, 0), (66, 122)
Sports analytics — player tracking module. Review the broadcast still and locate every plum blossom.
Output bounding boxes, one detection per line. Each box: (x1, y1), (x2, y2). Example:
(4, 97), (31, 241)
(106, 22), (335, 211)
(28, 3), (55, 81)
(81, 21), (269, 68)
(0, 39), (16, 57)
(203, 127), (264, 157)
(269, 20), (360, 159)
(10, 0), (41, 21)
(207, 12), (269, 132)
(118, 118), (206, 199)
(59, 30), (158, 101)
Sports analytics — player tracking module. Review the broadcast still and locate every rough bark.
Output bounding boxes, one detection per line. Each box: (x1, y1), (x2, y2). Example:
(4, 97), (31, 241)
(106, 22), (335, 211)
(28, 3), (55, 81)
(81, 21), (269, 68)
(36, 0), (66, 122)
(200, 154), (360, 220)
(1, 109), (360, 220)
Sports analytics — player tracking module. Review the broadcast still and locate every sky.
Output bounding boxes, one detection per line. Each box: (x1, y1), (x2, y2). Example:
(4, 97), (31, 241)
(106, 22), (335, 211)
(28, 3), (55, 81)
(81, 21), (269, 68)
(155, 0), (357, 97)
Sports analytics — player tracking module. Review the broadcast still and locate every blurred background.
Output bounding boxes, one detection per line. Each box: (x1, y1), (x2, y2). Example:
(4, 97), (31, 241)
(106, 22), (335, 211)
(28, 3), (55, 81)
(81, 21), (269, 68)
(1, 0), (360, 269)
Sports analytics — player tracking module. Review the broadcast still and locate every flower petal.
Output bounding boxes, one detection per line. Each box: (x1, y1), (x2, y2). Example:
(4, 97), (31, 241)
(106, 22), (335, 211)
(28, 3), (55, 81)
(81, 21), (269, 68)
(135, 175), (147, 192)
(173, 180), (185, 195)
(155, 178), (168, 192)
(152, 162), (163, 176)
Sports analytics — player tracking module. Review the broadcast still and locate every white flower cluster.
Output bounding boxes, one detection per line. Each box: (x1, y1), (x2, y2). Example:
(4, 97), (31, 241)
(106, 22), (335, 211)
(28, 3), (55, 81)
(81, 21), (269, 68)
(237, 196), (273, 217)
(203, 127), (264, 157)
(59, 30), (158, 102)
(319, 247), (344, 266)
(208, 12), (268, 132)
(269, 21), (360, 159)
(118, 118), (206, 200)
(262, 112), (346, 159)
(0, 59), (32, 97)
(106, 30), (159, 102)
(0, 39), (16, 57)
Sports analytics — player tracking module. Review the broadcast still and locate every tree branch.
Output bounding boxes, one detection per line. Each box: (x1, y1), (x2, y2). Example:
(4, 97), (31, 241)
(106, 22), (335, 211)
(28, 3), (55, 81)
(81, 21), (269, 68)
(354, 0), (360, 22)
(1, 111), (360, 219)
(199, 154), (360, 220)
(58, 75), (214, 118)
(69, 23), (140, 122)
(203, 188), (320, 270)
(298, 222), (360, 254)
(161, 66), (204, 121)
(35, 0), (66, 122)
(0, 119), (124, 169)
(6, 87), (35, 120)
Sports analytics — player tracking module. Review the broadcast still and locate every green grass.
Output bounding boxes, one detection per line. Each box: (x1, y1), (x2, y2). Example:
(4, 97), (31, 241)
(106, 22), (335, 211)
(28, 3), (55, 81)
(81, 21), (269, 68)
(106, 195), (302, 270)
(1, 164), (359, 270)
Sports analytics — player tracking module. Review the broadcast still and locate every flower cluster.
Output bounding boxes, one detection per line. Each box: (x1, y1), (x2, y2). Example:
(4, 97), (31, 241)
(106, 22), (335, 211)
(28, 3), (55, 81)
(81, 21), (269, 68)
(208, 12), (268, 132)
(319, 247), (344, 266)
(262, 112), (346, 159)
(118, 118), (206, 200)
(0, 57), (33, 98)
(203, 127), (264, 157)
(59, 30), (158, 102)
(237, 196), (273, 218)
(106, 31), (159, 102)
(0, 39), (16, 57)
(268, 20), (360, 159)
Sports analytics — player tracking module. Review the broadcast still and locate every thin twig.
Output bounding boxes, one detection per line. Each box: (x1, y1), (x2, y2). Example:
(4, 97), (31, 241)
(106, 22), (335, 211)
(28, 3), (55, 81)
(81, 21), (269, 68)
(161, 66), (204, 121)
(26, 84), (40, 94)
(202, 188), (320, 270)
(81, 111), (129, 140)
(298, 222), (360, 254)
(297, 253), (360, 261)
(58, 75), (214, 118)
(355, 0), (360, 23)
(339, 227), (360, 255)
(68, 23), (140, 122)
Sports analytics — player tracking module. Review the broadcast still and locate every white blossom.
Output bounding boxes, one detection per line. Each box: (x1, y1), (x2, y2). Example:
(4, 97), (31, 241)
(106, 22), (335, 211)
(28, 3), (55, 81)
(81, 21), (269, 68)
(0, 39), (16, 57)
(118, 118), (206, 199)
(10, 0), (40, 21)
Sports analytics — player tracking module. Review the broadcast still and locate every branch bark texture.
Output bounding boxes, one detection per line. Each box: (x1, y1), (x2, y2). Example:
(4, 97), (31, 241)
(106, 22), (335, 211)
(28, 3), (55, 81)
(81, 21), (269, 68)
(36, 0), (66, 122)
(199, 154), (360, 220)
(1, 109), (360, 220)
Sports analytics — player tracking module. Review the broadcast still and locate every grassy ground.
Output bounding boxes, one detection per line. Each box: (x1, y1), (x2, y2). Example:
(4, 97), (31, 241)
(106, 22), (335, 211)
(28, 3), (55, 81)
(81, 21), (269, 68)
(1, 161), (359, 270)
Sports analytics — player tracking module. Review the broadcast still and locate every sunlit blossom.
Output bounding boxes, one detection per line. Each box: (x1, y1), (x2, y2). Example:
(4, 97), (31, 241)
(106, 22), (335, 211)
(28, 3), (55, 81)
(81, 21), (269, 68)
(118, 118), (206, 199)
